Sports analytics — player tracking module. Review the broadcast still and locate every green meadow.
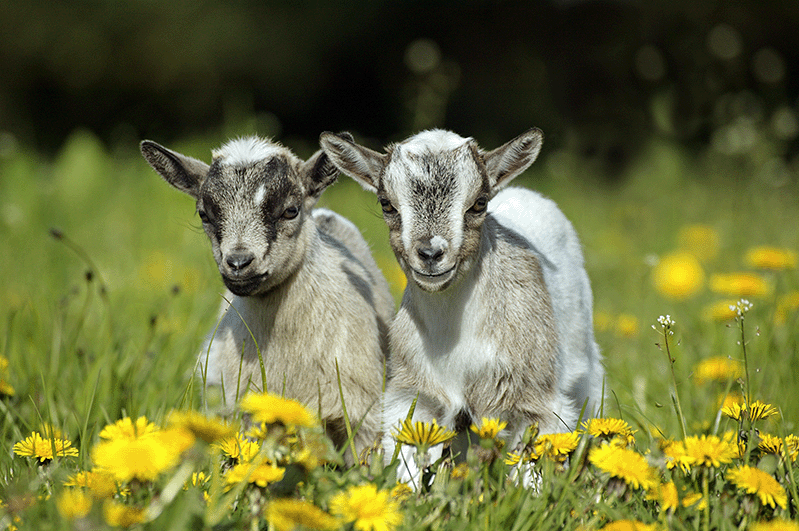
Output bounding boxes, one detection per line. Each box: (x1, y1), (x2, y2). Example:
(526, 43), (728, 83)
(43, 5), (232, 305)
(1, 128), (798, 530)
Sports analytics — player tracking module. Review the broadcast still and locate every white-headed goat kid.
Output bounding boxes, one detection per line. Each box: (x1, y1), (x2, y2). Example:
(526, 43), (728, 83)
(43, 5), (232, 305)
(320, 128), (603, 481)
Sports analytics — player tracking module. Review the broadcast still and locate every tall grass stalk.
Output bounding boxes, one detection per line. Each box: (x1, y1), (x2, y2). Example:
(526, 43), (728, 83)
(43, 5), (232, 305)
(655, 315), (688, 440)
(335, 358), (359, 465)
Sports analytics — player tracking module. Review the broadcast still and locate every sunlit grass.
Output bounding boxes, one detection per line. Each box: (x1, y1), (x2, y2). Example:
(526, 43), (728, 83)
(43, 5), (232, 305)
(0, 130), (798, 529)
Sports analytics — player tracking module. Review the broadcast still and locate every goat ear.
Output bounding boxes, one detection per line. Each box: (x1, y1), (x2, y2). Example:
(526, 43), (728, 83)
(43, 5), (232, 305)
(140, 140), (209, 198)
(483, 128), (543, 189)
(319, 131), (385, 193)
(300, 149), (339, 201)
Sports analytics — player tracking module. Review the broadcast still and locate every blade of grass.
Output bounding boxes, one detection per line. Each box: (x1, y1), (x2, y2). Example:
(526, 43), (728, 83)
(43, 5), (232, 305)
(335, 358), (358, 465)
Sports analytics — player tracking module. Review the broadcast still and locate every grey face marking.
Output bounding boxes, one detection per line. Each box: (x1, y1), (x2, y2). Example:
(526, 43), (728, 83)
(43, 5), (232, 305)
(256, 158), (301, 220)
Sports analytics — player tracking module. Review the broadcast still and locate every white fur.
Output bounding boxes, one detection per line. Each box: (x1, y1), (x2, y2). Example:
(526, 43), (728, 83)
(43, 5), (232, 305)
(489, 187), (603, 416)
(399, 129), (471, 155)
(253, 184), (267, 206)
(429, 235), (449, 253)
(212, 137), (284, 167)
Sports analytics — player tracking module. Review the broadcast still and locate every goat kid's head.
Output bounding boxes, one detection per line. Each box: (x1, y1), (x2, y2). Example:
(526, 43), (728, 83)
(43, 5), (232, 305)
(141, 136), (341, 297)
(320, 129), (543, 292)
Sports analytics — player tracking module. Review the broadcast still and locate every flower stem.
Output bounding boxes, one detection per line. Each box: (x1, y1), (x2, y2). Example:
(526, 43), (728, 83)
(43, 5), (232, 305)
(736, 304), (756, 465)
(701, 469), (710, 531)
(663, 332), (688, 440)
(739, 317), (751, 408)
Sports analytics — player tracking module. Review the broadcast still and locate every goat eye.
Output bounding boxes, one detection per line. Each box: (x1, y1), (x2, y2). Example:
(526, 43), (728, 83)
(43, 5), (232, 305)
(470, 197), (488, 213)
(379, 197), (396, 214)
(282, 206), (299, 219)
(198, 209), (211, 224)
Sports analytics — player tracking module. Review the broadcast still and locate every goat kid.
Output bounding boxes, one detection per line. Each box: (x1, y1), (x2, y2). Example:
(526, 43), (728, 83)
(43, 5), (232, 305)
(320, 128), (603, 481)
(140, 136), (394, 459)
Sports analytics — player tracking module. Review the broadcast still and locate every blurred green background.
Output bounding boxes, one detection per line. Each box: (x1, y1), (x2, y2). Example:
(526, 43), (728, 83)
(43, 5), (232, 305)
(1, 0), (799, 433)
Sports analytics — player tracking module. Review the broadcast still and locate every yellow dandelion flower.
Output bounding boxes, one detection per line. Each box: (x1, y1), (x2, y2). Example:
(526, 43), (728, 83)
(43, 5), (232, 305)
(645, 481), (678, 512)
(244, 422), (272, 440)
(156, 426), (196, 453)
(0, 356), (14, 396)
(213, 433), (261, 462)
(600, 519), (661, 531)
(723, 400), (779, 422)
(749, 401), (779, 422)
(167, 409), (236, 443)
(775, 291), (799, 325)
(702, 300), (740, 322)
(504, 451), (523, 466)
(265, 498), (338, 531)
(662, 439), (694, 473)
(292, 445), (326, 471)
(758, 433), (798, 462)
(682, 433), (737, 468)
(758, 433), (782, 454)
(56, 489), (93, 520)
(693, 356), (742, 384)
(581, 418), (635, 439)
(13, 432), (79, 462)
(681, 491), (707, 510)
(745, 246), (797, 270)
(470, 418), (507, 439)
(92, 428), (194, 482)
(392, 419), (456, 449)
(240, 392), (316, 428)
(294, 431), (335, 470)
(652, 252), (705, 300)
(329, 484), (403, 531)
(589, 444), (657, 490)
(450, 463), (470, 481)
(0, 378), (14, 396)
(727, 465), (787, 509)
(225, 460), (285, 488)
(64, 471), (118, 499)
(615, 314), (640, 338)
(750, 520), (799, 531)
(102, 500), (145, 527)
(678, 224), (720, 262)
(722, 401), (746, 421)
(532, 432), (581, 462)
(709, 273), (771, 298)
(185, 472), (210, 490)
(786, 435), (799, 461)
(99, 416), (159, 441)
(718, 392), (744, 410)
(390, 482), (413, 501)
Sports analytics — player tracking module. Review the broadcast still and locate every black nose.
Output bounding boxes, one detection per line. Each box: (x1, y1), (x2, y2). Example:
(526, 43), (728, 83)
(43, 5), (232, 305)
(417, 246), (444, 263)
(226, 251), (255, 272)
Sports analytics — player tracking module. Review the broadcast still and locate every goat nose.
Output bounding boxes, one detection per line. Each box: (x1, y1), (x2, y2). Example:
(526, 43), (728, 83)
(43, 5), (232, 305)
(417, 246), (445, 262)
(226, 251), (255, 272)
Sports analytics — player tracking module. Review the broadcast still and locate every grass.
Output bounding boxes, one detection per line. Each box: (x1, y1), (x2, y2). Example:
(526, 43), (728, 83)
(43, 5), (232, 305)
(0, 127), (798, 530)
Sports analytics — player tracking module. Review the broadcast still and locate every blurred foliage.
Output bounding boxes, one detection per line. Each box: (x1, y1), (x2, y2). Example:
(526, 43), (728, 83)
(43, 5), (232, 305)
(1, 0), (799, 178)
